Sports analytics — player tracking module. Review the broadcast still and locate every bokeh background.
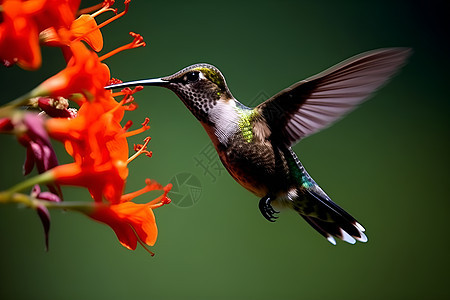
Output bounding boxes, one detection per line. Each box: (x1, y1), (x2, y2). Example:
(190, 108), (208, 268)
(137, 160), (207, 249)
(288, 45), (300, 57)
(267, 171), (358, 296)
(1, 0), (449, 299)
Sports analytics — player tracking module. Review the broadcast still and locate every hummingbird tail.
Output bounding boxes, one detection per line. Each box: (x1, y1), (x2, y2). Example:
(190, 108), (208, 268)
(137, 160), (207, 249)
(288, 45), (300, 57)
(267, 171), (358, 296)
(295, 189), (368, 245)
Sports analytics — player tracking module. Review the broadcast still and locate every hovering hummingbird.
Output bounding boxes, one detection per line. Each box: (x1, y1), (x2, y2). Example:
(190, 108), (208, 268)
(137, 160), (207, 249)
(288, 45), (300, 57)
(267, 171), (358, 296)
(106, 48), (411, 245)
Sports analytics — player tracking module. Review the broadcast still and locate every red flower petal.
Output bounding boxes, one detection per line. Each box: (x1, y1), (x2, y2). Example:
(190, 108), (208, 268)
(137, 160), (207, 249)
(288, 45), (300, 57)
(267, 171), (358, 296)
(89, 202), (158, 250)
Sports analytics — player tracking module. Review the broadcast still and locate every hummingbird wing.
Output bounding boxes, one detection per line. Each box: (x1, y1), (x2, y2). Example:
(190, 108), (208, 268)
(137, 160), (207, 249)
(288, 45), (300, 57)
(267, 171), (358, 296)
(256, 48), (411, 146)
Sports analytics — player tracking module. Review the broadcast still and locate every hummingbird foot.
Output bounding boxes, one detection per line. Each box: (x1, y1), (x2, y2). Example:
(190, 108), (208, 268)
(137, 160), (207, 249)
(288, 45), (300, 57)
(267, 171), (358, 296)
(259, 195), (279, 222)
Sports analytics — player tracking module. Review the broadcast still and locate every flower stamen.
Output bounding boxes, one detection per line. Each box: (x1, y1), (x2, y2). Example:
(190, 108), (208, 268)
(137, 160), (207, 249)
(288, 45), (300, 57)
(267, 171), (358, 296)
(133, 140), (152, 158)
(117, 86), (144, 100)
(121, 118), (150, 138)
(73, 0), (130, 45)
(89, 1), (117, 18)
(147, 183), (172, 206)
(120, 178), (161, 202)
(127, 136), (151, 164)
(136, 235), (155, 256)
(122, 120), (133, 132)
(78, 1), (114, 16)
(108, 78), (123, 86)
(99, 32), (145, 61)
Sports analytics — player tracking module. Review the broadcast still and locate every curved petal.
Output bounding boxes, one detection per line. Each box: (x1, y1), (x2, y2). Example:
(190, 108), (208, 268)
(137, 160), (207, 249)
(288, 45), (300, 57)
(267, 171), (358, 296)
(71, 14), (104, 52)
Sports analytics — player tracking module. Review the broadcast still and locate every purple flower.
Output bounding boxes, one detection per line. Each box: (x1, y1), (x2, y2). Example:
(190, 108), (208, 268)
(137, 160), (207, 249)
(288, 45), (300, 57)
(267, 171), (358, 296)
(13, 113), (62, 197)
(31, 185), (61, 251)
(37, 205), (50, 251)
(36, 97), (77, 119)
(20, 113), (59, 175)
(31, 184), (61, 203)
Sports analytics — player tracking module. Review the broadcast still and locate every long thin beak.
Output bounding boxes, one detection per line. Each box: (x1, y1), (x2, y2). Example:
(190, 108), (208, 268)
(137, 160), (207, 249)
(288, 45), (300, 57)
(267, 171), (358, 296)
(104, 78), (169, 90)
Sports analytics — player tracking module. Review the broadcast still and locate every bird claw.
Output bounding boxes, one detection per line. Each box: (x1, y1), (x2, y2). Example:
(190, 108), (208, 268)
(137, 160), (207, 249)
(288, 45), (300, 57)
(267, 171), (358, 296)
(259, 196), (279, 222)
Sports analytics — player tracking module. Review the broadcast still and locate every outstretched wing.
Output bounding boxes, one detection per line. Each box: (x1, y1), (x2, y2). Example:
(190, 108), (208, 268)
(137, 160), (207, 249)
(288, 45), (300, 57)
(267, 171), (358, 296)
(256, 48), (411, 146)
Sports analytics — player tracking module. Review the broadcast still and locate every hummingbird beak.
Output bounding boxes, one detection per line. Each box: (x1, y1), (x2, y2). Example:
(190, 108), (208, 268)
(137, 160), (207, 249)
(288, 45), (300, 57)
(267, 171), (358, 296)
(104, 78), (169, 90)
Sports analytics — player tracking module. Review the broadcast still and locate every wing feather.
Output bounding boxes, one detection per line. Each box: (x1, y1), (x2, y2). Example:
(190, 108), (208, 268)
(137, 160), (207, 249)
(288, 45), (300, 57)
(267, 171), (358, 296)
(256, 48), (412, 146)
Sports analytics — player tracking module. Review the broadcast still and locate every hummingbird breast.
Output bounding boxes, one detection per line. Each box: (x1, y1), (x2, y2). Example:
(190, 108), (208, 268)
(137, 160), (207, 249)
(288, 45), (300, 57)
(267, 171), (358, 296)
(205, 117), (292, 197)
(218, 133), (293, 197)
(203, 99), (297, 197)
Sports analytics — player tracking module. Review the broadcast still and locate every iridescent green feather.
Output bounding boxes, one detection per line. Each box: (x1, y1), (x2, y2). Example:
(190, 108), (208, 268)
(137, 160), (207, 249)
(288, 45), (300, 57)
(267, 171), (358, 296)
(237, 109), (259, 143)
(193, 67), (226, 91)
(285, 149), (313, 188)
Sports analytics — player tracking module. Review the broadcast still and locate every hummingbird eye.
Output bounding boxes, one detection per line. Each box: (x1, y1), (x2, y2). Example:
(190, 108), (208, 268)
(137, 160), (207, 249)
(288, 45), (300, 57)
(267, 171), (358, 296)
(185, 71), (200, 83)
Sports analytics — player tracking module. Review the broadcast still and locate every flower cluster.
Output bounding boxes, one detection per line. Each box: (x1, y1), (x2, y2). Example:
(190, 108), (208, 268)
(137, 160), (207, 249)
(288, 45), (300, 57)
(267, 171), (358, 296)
(0, 0), (171, 255)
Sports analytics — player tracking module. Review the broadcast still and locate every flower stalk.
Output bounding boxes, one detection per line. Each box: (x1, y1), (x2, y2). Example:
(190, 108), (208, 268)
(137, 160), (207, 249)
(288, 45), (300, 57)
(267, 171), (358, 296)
(0, 0), (172, 254)
(3, 172), (55, 196)
(0, 191), (95, 214)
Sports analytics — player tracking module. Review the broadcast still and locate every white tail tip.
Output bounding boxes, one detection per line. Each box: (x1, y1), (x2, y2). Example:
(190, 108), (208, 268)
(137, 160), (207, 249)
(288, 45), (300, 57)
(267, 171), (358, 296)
(355, 222), (366, 232)
(327, 236), (337, 245)
(355, 231), (368, 243)
(341, 229), (357, 244)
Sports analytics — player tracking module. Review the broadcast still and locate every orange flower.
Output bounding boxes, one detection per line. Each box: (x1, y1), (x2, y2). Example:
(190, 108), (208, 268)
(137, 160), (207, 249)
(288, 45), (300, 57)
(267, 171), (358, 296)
(0, 0), (170, 255)
(69, 14), (103, 51)
(33, 0), (80, 32)
(36, 5), (148, 204)
(70, 0), (130, 53)
(32, 31), (145, 103)
(45, 93), (167, 252)
(0, 0), (80, 69)
(32, 41), (111, 101)
(46, 97), (149, 203)
(0, 0), (42, 69)
(39, 14), (103, 56)
(89, 179), (172, 252)
(39, 0), (125, 55)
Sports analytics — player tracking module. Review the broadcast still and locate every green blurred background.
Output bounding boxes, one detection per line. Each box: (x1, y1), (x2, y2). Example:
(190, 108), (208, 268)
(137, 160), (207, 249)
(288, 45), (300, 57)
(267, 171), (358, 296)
(1, 0), (449, 299)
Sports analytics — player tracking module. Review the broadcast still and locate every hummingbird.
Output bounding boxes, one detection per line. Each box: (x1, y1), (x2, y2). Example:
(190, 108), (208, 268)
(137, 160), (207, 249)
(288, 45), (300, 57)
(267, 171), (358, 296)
(106, 48), (411, 245)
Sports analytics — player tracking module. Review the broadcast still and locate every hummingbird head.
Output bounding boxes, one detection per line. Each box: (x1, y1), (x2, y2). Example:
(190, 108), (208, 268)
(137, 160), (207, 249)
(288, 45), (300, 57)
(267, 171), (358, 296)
(105, 64), (234, 124)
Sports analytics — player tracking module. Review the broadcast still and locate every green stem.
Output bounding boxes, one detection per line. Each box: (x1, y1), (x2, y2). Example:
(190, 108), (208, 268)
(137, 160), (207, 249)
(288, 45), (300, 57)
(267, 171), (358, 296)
(0, 87), (46, 117)
(5, 171), (55, 196)
(0, 191), (96, 214)
(46, 201), (96, 212)
(0, 192), (32, 206)
(0, 92), (32, 115)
